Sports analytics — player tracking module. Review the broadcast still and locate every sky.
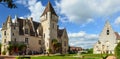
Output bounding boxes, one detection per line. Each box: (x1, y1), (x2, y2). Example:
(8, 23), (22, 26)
(0, 0), (120, 49)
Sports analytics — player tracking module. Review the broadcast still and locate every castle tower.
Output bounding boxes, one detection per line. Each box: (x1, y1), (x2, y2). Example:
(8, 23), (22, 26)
(40, 1), (58, 53)
(1, 15), (13, 55)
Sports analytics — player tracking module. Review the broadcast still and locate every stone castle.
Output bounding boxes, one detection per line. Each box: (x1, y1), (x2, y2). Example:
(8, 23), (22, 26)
(1, 1), (69, 55)
(93, 21), (120, 54)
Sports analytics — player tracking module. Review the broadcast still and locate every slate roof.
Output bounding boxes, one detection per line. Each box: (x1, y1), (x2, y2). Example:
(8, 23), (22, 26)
(41, 1), (57, 16)
(57, 29), (64, 38)
(16, 18), (40, 36)
(2, 16), (12, 30)
(115, 32), (120, 40)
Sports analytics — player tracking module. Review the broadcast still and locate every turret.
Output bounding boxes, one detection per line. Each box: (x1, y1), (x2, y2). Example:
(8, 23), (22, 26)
(7, 15), (12, 28)
(40, 1), (58, 53)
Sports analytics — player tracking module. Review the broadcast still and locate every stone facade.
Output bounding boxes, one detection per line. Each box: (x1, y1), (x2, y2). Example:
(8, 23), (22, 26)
(93, 21), (120, 54)
(1, 2), (69, 55)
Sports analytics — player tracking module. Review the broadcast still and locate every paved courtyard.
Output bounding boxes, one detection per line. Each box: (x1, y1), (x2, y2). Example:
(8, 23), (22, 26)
(0, 56), (16, 59)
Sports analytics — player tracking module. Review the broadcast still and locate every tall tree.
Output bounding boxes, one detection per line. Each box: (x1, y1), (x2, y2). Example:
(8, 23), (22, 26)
(0, 0), (16, 8)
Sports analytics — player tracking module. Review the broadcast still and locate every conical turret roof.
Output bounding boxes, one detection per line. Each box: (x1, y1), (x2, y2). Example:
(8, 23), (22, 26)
(41, 1), (57, 16)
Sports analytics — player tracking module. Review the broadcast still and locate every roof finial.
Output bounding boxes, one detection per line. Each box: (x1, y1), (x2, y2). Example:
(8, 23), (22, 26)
(15, 14), (18, 20)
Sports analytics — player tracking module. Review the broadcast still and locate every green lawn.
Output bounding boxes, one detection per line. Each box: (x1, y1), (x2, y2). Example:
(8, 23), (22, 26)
(16, 54), (111, 59)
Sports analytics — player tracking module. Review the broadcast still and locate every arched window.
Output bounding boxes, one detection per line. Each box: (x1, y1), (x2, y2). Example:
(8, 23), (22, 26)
(107, 30), (109, 35)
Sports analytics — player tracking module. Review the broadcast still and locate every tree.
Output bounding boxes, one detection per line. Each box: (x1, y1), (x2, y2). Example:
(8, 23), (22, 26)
(52, 39), (62, 53)
(52, 39), (58, 53)
(7, 42), (26, 55)
(0, 0), (16, 8)
(115, 42), (120, 59)
(87, 48), (93, 54)
(56, 43), (61, 53)
(7, 44), (14, 55)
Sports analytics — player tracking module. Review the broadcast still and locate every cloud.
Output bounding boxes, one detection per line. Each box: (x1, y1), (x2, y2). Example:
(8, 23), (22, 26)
(55, 0), (120, 24)
(16, 0), (45, 22)
(114, 16), (120, 25)
(68, 31), (98, 49)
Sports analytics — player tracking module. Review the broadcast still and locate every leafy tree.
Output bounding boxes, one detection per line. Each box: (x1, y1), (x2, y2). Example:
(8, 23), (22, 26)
(52, 39), (62, 53)
(7, 44), (14, 54)
(115, 42), (120, 59)
(52, 39), (58, 53)
(56, 43), (61, 52)
(87, 48), (93, 54)
(0, 0), (16, 8)
(7, 42), (26, 55)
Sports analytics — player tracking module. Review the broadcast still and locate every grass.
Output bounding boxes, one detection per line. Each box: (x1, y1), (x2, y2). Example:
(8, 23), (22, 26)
(16, 54), (112, 59)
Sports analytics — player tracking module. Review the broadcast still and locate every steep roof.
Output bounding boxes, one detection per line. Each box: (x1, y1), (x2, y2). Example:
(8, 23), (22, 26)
(1, 16), (12, 30)
(115, 32), (120, 40)
(6, 15), (12, 23)
(16, 18), (41, 36)
(41, 1), (57, 16)
(57, 29), (64, 38)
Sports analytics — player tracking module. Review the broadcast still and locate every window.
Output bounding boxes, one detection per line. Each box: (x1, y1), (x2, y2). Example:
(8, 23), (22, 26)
(47, 42), (48, 47)
(107, 30), (109, 35)
(39, 40), (41, 45)
(43, 33), (45, 38)
(12, 33), (14, 36)
(14, 38), (16, 42)
(14, 27), (16, 29)
(4, 39), (6, 43)
(25, 38), (28, 44)
(53, 23), (54, 28)
(25, 29), (28, 34)
(4, 31), (6, 35)
(64, 41), (66, 46)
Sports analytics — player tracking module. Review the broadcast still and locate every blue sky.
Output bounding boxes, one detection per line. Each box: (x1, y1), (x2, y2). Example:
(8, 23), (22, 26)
(0, 0), (120, 49)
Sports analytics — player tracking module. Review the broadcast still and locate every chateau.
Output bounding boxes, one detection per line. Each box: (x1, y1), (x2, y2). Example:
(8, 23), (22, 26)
(1, 2), (68, 55)
(93, 21), (120, 54)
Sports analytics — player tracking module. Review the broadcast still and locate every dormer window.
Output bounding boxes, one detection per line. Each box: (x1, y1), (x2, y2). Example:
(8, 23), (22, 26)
(107, 30), (109, 35)
(25, 28), (28, 34)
